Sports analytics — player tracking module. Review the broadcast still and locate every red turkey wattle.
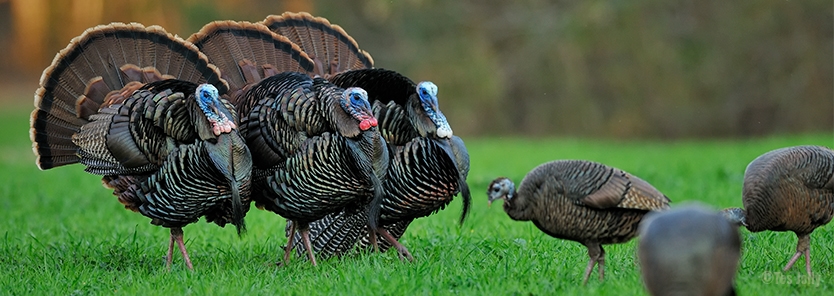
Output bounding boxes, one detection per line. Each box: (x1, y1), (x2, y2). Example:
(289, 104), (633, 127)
(359, 117), (378, 130)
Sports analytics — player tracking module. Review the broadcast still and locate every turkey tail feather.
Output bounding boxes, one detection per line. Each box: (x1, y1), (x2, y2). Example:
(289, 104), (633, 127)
(261, 12), (374, 77)
(330, 69), (416, 106)
(289, 208), (367, 259)
(188, 20), (316, 101)
(32, 22), (226, 170)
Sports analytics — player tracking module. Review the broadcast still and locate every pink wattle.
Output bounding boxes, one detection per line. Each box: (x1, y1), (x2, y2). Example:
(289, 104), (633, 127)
(359, 118), (378, 130)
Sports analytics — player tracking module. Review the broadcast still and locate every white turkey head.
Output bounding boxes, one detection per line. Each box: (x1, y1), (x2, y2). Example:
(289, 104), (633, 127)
(416, 81), (453, 138)
(340, 87), (378, 131)
(487, 177), (515, 207)
(195, 84), (236, 136)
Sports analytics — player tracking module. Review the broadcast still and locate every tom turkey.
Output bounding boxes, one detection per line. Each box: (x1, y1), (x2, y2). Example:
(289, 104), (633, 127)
(31, 23), (252, 269)
(261, 12), (471, 261)
(187, 20), (389, 266)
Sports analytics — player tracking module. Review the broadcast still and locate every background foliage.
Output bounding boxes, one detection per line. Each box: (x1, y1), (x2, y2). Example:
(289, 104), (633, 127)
(1, 0), (831, 138)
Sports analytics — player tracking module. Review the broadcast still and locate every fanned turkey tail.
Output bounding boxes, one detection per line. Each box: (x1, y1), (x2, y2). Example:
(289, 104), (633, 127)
(32, 22), (226, 170)
(187, 20), (316, 106)
(260, 12), (374, 77)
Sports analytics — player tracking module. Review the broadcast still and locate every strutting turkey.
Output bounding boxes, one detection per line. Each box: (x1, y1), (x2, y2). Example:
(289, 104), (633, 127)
(186, 20), (389, 266)
(260, 12), (471, 261)
(30, 23), (253, 269)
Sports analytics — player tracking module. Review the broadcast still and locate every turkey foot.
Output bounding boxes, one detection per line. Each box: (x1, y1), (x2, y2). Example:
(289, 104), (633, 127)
(377, 227), (414, 262)
(282, 221), (318, 266)
(300, 227), (318, 266)
(783, 234), (812, 276)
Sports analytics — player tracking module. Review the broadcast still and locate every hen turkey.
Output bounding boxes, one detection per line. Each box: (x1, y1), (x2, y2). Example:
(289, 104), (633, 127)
(31, 23), (252, 269)
(487, 160), (670, 285)
(723, 145), (834, 276)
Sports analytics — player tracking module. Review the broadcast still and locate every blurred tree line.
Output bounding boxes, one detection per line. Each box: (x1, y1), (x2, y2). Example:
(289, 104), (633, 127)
(1, 0), (831, 139)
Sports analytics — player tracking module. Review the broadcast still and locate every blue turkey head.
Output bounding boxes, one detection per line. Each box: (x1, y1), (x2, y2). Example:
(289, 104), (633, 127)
(340, 87), (377, 131)
(195, 84), (236, 136)
(416, 81), (452, 138)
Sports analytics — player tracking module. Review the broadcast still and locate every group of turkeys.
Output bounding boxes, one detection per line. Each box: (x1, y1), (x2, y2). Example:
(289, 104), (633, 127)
(29, 11), (832, 295)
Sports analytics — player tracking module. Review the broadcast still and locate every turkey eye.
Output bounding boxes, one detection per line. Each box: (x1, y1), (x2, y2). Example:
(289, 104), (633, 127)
(492, 187), (499, 192)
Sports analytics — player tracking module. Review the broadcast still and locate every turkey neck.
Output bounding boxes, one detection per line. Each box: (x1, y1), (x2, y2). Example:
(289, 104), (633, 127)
(503, 185), (535, 221)
(351, 130), (389, 189)
(406, 95), (438, 138)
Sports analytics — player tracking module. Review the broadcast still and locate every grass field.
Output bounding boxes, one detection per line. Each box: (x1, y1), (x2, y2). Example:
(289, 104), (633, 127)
(0, 104), (832, 295)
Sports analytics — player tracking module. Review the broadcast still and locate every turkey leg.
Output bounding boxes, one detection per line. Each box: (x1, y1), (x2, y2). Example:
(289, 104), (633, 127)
(783, 234), (812, 276)
(376, 227), (414, 262)
(166, 227), (194, 270)
(582, 243), (604, 285)
(283, 221), (298, 264)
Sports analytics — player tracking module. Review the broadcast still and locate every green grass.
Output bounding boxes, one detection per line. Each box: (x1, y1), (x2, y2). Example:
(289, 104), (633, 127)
(1, 104), (832, 295)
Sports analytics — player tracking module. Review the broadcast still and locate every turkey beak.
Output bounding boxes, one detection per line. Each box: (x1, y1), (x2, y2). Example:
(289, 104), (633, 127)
(487, 195), (501, 208)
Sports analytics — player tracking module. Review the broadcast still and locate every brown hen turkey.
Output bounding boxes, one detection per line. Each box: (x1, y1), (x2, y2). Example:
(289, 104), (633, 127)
(723, 145), (834, 276)
(487, 160), (670, 285)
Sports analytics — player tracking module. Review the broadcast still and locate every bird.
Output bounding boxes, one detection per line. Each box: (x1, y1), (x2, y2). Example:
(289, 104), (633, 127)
(30, 23), (252, 269)
(722, 145), (834, 276)
(187, 20), (389, 266)
(487, 160), (670, 285)
(307, 72), (471, 261)
(638, 204), (741, 296)
(260, 13), (471, 261)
